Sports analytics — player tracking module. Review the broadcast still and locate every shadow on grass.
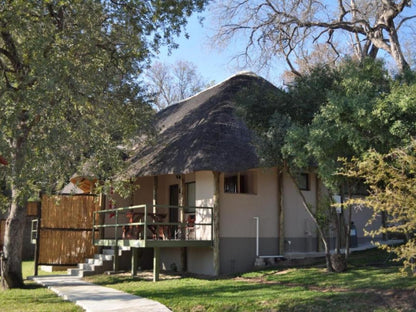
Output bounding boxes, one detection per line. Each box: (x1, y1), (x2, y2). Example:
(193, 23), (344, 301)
(88, 248), (415, 311)
(94, 277), (415, 311)
(22, 283), (45, 290)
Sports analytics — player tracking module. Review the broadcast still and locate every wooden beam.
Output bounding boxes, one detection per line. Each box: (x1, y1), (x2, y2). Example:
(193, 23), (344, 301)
(277, 170), (285, 254)
(213, 171), (220, 276)
(131, 247), (138, 276)
(153, 176), (158, 214)
(153, 247), (160, 282)
(179, 174), (187, 272)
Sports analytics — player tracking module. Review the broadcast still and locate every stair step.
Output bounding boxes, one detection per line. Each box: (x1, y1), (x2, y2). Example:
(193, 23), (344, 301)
(102, 248), (123, 256)
(94, 254), (113, 261)
(102, 249), (115, 256)
(67, 249), (119, 277)
(87, 258), (106, 265)
(78, 263), (93, 270)
(68, 268), (86, 277)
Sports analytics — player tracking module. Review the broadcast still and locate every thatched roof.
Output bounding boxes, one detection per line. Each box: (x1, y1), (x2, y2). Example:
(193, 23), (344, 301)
(123, 72), (279, 177)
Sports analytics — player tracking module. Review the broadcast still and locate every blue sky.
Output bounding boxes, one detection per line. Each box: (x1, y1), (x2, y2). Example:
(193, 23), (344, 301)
(155, 14), (242, 84)
(155, 4), (416, 87)
(155, 13), (284, 86)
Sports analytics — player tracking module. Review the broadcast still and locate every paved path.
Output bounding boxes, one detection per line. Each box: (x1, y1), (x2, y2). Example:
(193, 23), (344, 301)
(30, 275), (171, 312)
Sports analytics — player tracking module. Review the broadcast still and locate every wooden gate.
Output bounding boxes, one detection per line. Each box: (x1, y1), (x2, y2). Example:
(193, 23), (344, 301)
(35, 194), (101, 267)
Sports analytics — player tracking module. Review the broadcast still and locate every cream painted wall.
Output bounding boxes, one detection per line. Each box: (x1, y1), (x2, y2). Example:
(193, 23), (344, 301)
(110, 176), (154, 208)
(157, 174), (178, 206)
(282, 172), (318, 239)
(161, 248), (182, 271)
(188, 247), (215, 275)
(346, 198), (382, 240)
(195, 171), (215, 207)
(194, 171), (214, 240)
(133, 176), (154, 207)
(219, 168), (279, 238)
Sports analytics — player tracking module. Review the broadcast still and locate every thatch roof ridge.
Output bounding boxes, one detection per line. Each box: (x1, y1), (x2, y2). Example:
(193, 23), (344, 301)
(123, 72), (279, 177)
(167, 71), (260, 107)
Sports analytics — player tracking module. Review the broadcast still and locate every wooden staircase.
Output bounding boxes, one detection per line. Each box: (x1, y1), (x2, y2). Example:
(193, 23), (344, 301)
(68, 249), (115, 277)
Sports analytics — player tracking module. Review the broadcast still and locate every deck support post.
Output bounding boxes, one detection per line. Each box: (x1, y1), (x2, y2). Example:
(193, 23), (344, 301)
(113, 246), (119, 272)
(153, 247), (160, 282)
(131, 247), (139, 276)
(33, 200), (41, 276)
(213, 171), (220, 276)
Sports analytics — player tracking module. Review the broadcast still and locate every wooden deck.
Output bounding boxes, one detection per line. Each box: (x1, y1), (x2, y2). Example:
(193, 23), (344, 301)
(93, 238), (213, 248)
(92, 204), (214, 249)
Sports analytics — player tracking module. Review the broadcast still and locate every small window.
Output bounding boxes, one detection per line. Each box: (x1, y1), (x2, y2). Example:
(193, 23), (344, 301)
(224, 171), (257, 194)
(297, 173), (310, 191)
(224, 175), (238, 193)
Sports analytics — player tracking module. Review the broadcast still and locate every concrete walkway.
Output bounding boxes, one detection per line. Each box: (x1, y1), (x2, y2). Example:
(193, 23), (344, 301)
(30, 275), (171, 312)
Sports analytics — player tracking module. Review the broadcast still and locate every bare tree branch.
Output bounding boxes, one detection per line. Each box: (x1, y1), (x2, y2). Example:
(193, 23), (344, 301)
(211, 0), (412, 76)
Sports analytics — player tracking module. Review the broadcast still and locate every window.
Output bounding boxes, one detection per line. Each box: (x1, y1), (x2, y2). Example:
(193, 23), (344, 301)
(297, 173), (310, 191)
(224, 175), (238, 193)
(224, 171), (257, 194)
(185, 182), (196, 213)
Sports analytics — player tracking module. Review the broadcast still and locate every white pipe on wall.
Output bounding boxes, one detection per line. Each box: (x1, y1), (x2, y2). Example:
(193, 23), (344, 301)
(253, 217), (259, 257)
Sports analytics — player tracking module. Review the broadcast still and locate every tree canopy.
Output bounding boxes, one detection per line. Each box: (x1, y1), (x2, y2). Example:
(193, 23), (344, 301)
(0, 0), (208, 289)
(342, 140), (416, 275)
(238, 57), (416, 271)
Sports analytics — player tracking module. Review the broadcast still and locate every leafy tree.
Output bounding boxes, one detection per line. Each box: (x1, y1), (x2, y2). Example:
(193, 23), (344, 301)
(342, 141), (416, 275)
(302, 59), (392, 190)
(284, 59), (392, 262)
(237, 66), (339, 271)
(240, 59), (414, 271)
(0, 0), (207, 289)
(145, 60), (212, 110)
(340, 77), (416, 273)
(212, 0), (415, 76)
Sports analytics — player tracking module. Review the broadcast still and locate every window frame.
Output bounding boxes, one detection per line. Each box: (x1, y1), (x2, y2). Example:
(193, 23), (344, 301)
(224, 171), (257, 195)
(297, 173), (310, 191)
(185, 181), (196, 213)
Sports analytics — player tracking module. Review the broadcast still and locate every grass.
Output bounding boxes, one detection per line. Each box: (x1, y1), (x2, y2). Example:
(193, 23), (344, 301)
(87, 248), (416, 312)
(0, 249), (414, 312)
(0, 261), (82, 312)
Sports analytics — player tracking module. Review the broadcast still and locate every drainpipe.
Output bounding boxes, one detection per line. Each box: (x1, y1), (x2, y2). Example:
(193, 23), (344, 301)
(253, 217), (259, 257)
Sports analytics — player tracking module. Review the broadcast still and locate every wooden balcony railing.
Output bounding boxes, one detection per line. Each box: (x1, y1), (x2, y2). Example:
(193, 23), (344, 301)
(92, 204), (213, 248)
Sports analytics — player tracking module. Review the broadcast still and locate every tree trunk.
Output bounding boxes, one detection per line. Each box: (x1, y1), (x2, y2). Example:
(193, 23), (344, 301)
(387, 26), (409, 74)
(1, 187), (26, 289)
(286, 170), (333, 272)
(330, 253), (347, 272)
(345, 206), (352, 259)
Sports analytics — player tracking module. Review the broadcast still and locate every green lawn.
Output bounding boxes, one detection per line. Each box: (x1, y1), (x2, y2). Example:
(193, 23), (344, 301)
(0, 249), (414, 312)
(0, 262), (82, 312)
(87, 249), (416, 312)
